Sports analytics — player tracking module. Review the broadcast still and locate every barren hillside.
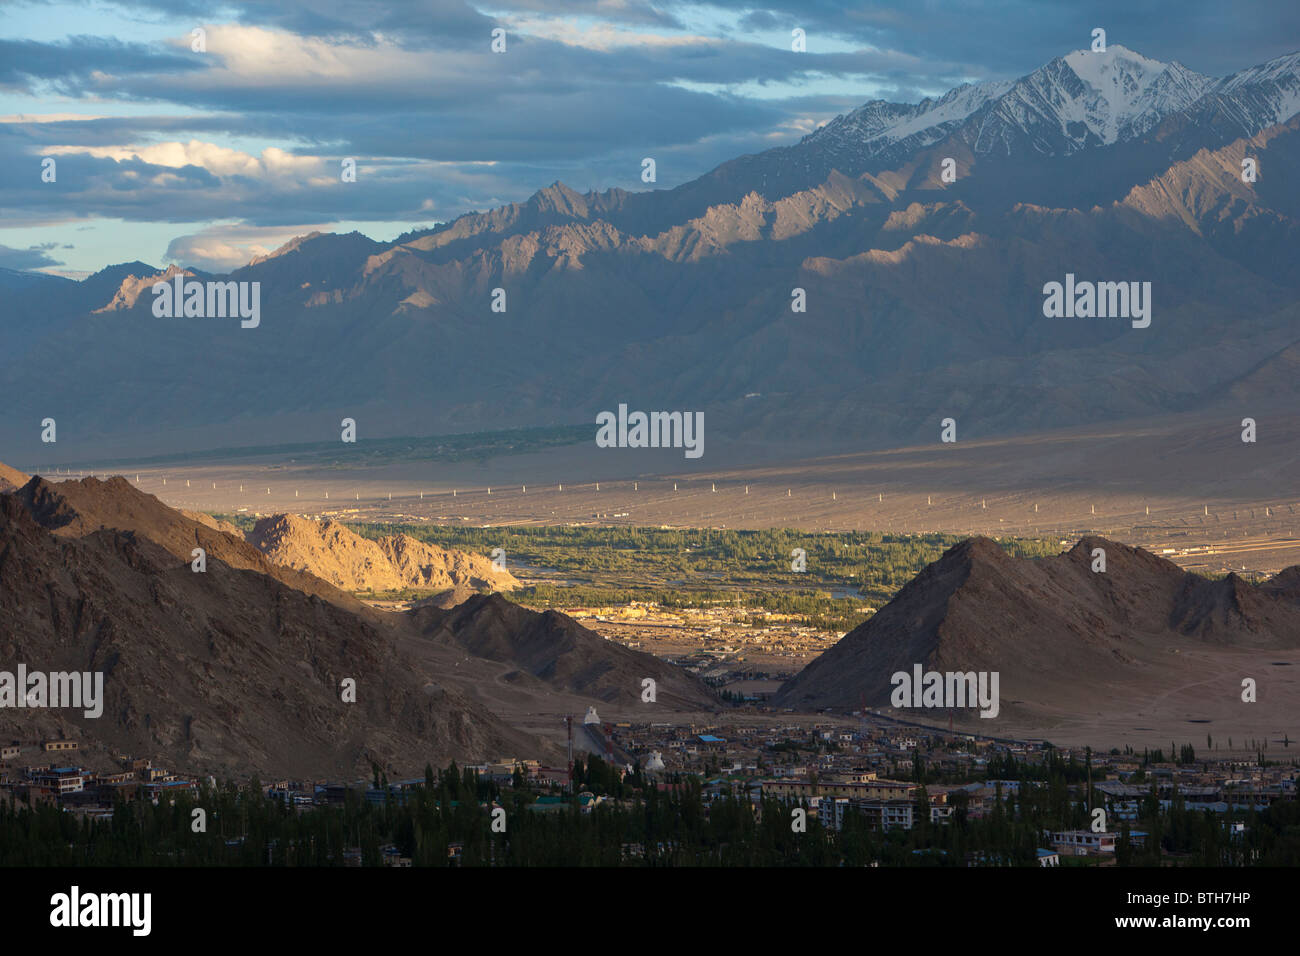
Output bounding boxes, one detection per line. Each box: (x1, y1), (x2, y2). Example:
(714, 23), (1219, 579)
(0, 466), (714, 777)
(776, 536), (1300, 735)
(247, 512), (519, 596)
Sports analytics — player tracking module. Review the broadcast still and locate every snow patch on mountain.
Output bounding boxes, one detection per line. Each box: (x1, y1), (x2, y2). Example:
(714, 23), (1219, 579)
(808, 43), (1222, 161)
(883, 79), (1016, 143)
(809, 78), (1012, 158)
(1210, 50), (1300, 129)
(1061, 45), (1214, 143)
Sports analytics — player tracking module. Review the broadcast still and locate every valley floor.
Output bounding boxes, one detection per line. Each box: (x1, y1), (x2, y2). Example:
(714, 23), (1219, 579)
(27, 411), (1300, 756)
(56, 410), (1300, 575)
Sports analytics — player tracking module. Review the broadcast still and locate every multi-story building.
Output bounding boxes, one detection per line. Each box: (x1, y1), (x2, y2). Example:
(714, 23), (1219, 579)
(34, 767), (84, 795)
(762, 778), (915, 802)
(818, 797), (851, 831)
(1049, 829), (1118, 856)
(143, 780), (198, 803)
(929, 804), (954, 824)
(852, 798), (916, 831)
(824, 770), (878, 785)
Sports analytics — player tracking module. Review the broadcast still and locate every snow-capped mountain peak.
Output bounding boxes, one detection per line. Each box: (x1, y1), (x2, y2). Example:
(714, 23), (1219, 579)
(1203, 50), (1300, 132)
(1057, 44), (1214, 143)
(699, 45), (1296, 209)
(805, 77), (1012, 160)
(1063, 43), (1167, 91)
(806, 44), (1219, 164)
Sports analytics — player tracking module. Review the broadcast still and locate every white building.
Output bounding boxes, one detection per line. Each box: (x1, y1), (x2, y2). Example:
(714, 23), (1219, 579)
(819, 797), (850, 832)
(1048, 830), (1117, 855)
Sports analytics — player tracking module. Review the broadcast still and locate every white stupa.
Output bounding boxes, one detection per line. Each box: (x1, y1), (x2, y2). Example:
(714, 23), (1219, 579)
(583, 706), (600, 725)
(645, 751), (665, 772)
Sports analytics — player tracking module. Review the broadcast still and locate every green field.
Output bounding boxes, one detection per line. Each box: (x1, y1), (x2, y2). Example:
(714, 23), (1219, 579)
(53, 424), (591, 470)
(214, 518), (1063, 631)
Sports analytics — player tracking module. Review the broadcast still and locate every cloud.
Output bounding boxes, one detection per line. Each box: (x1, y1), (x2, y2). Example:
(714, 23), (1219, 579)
(497, 16), (711, 51)
(3, 0), (1295, 272)
(676, 0), (1300, 77)
(0, 35), (201, 90)
(0, 241), (64, 270)
(103, 0), (682, 41)
(0, 123), (529, 229)
(162, 228), (278, 271)
(493, 1), (685, 30)
(45, 140), (327, 179)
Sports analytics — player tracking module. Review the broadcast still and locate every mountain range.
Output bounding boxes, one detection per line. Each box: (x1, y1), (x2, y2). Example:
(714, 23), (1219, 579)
(776, 536), (1300, 737)
(6, 461), (1291, 770)
(0, 467), (715, 778)
(2, 45), (1298, 460)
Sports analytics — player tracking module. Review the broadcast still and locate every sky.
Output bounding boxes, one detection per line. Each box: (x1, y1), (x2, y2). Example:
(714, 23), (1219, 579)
(1, 0), (1296, 277)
